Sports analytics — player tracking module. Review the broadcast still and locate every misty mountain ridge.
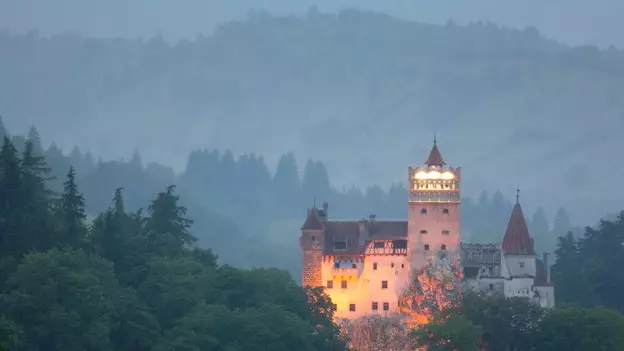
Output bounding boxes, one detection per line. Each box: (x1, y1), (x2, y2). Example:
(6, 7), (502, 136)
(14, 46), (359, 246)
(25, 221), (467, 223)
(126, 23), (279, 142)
(1, 9), (623, 223)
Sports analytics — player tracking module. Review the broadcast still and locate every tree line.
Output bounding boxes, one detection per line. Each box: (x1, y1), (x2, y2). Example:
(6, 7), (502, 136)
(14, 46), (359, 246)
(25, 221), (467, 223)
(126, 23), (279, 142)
(0, 136), (347, 350)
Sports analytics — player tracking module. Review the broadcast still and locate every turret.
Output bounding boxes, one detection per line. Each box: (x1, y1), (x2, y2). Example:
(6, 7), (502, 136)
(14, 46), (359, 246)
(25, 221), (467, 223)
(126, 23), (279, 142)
(300, 207), (325, 287)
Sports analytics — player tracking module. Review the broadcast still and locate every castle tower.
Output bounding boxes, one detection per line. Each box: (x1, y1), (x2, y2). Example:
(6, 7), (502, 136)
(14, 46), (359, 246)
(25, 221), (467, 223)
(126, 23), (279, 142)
(300, 207), (325, 287)
(407, 138), (461, 271)
(500, 190), (536, 278)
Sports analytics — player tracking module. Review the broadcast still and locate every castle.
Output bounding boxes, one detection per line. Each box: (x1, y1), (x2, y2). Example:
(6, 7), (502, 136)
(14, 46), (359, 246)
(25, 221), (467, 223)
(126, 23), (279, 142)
(299, 141), (554, 319)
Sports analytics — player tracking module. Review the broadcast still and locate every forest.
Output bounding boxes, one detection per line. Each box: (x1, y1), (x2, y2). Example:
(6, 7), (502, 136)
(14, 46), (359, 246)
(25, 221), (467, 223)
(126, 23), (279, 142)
(1, 9), (623, 222)
(1, 128), (624, 350)
(0, 120), (582, 279)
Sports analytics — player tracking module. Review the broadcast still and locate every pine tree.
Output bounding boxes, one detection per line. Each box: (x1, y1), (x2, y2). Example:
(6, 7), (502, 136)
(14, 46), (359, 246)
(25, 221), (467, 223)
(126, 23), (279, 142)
(58, 166), (87, 248)
(145, 185), (196, 257)
(20, 140), (54, 251)
(0, 137), (23, 257)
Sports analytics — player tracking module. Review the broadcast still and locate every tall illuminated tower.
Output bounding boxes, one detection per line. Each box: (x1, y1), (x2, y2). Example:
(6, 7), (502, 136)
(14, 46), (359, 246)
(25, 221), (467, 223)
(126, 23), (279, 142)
(407, 139), (461, 271)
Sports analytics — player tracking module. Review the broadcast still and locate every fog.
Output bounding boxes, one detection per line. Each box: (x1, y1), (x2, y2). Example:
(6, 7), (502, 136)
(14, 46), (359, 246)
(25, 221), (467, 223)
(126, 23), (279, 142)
(0, 1), (623, 235)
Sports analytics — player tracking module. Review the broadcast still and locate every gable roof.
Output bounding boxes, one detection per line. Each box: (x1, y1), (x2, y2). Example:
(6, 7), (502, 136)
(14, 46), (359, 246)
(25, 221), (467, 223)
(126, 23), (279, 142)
(502, 202), (535, 255)
(301, 207), (325, 230)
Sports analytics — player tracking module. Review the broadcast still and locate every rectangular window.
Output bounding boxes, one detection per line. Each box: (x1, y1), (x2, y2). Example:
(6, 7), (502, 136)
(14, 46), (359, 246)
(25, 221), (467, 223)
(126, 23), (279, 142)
(373, 263), (378, 270)
(381, 281), (388, 289)
(489, 284), (494, 290)
(424, 244), (430, 251)
(351, 263), (357, 268)
(334, 241), (347, 250)
(327, 280), (333, 289)
(374, 242), (385, 248)
(391, 263), (395, 268)
(519, 262), (525, 268)
(334, 262), (340, 268)
(401, 263), (405, 268)
(383, 302), (389, 311)
(349, 304), (356, 312)
(311, 235), (316, 241)
(341, 281), (348, 289)
(333, 304), (337, 311)
(372, 302), (378, 311)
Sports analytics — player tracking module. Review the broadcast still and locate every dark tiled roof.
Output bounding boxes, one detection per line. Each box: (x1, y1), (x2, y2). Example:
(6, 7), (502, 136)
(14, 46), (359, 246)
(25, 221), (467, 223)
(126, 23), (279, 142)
(502, 202), (535, 255)
(368, 221), (408, 238)
(321, 220), (407, 254)
(301, 208), (325, 230)
(425, 142), (446, 166)
(324, 221), (360, 254)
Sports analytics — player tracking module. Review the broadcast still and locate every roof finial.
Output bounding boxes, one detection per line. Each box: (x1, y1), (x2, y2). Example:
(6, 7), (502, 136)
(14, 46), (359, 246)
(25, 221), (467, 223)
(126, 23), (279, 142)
(516, 186), (520, 204)
(313, 196), (317, 208)
(433, 131), (437, 145)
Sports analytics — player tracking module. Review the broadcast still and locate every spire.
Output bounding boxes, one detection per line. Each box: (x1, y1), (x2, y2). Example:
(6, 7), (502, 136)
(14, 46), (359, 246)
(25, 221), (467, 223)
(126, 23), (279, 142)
(502, 197), (534, 255)
(301, 207), (325, 230)
(425, 135), (446, 166)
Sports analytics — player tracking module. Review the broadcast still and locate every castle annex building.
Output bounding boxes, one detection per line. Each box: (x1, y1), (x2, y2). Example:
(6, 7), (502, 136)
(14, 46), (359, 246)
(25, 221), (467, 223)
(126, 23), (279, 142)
(299, 141), (554, 319)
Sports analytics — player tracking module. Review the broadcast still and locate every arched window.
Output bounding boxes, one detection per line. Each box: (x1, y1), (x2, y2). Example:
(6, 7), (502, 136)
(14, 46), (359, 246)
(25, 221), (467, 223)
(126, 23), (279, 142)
(420, 208), (427, 215)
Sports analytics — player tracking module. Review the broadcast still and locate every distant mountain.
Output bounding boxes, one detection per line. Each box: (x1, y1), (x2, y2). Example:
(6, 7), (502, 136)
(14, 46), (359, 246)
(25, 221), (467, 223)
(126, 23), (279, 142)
(1, 9), (623, 222)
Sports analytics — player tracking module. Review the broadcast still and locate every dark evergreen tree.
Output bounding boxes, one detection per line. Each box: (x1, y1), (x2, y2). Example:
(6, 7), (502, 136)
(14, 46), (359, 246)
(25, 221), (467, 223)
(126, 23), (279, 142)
(0, 137), (23, 257)
(57, 166), (87, 248)
(145, 185), (196, 257)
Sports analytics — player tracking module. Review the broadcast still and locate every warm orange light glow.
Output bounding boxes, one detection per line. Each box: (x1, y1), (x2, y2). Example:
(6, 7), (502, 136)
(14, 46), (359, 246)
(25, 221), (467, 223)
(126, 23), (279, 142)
(413, 171), (455, 180)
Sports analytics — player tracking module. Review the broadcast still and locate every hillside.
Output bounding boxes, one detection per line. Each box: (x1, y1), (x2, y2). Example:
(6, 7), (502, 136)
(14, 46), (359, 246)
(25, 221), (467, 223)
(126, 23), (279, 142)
(1, 9), (623, 222)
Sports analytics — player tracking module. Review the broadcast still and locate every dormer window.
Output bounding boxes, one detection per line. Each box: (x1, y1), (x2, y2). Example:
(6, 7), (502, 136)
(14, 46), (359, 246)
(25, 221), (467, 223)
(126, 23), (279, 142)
(334, 241), (347, 251)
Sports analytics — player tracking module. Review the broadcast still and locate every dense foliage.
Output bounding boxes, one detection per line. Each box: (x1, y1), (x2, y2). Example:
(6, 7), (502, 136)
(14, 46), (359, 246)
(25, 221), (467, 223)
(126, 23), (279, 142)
(414, 292), (624, 351)
(0, 120), (577, 280)
(0, 136), (347, 350)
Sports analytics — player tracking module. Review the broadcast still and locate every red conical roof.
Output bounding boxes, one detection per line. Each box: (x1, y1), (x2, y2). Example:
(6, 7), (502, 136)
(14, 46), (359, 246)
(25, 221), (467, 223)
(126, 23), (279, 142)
(425, 141), (446, 166)
(301, 207), (325, 230)
(502, 202), (535, 255)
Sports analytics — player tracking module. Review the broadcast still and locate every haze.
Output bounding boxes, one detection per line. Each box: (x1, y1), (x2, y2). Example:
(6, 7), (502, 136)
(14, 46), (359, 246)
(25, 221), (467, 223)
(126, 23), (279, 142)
(1, 0), (623, 226)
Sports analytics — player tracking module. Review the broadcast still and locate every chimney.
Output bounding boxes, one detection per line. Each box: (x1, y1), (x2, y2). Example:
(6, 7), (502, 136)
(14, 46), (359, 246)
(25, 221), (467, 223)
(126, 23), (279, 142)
(322, 201), (329, 220)
(543, 253), (551, 283)
(358, 218), (369, 246)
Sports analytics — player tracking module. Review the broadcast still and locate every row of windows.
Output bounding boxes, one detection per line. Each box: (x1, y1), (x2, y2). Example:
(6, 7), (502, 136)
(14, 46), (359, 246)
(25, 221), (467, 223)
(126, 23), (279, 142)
(327, 280), (389, 289)
(334, 262), (406, 269)
(420, 208), (450, 214)
(419, 229), (450, 236)
(343, 302), (391, 312)
(424, 244), (447, 251)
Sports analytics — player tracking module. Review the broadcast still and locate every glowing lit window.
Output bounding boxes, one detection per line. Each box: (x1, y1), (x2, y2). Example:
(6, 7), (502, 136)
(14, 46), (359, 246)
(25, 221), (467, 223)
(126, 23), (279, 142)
(381, 281), (388, 289)
(383, 302), (390, 311)
(341, 281), (348, 289)
(327, 280), (333, 289)
(372, 302), (378, 311)
(349, 304), (356, 312)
